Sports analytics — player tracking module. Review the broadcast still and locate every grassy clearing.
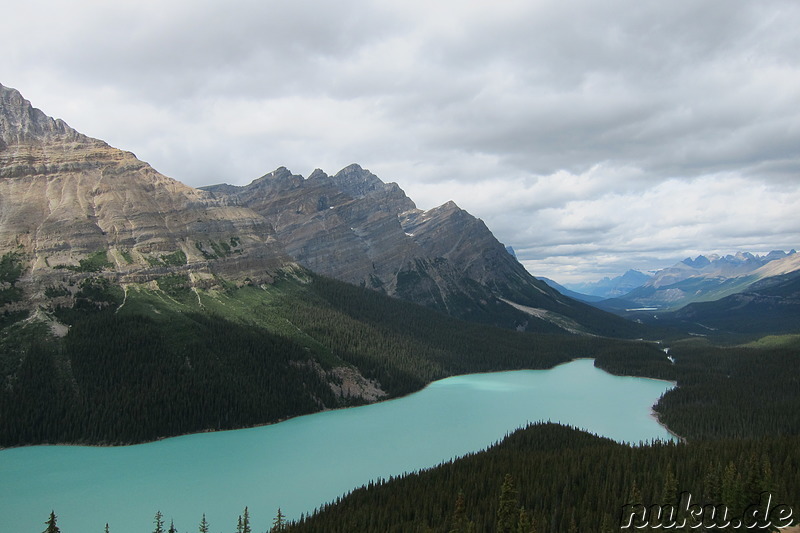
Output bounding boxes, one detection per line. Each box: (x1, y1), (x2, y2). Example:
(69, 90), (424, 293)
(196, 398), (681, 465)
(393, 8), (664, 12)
(117, 281), (343, 368)
(742, 334), (800, 349)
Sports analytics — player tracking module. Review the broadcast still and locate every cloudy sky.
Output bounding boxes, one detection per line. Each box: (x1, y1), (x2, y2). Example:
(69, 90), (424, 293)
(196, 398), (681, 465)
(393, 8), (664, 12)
(4, 0), (800, 284)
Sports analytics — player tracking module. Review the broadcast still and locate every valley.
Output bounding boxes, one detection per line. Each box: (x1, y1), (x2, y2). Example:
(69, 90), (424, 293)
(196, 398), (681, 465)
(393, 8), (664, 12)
(1, 82), (798, 532)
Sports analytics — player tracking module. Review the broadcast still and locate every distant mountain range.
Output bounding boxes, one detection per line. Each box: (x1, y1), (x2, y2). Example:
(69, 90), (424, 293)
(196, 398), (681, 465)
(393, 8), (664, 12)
(555, 269), (652, 300)
(542, 251), (800, 340)
(596, 251), (799, 312)
(665, 268), (800, 336)
(539, 278), (606, 303)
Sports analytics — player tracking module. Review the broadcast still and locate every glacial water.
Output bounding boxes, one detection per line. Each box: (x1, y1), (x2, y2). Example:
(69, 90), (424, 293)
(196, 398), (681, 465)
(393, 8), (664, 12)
(0, 359), (675, 533)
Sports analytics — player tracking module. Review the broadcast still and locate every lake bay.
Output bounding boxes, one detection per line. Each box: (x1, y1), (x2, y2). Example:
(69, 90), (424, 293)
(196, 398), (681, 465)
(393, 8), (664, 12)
(0, 359), (675, 533)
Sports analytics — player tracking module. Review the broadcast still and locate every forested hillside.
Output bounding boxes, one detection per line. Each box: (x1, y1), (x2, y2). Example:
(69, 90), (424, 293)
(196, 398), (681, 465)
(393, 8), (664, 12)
(286, 423), (799, 532)
(280, 336), (800, 532)
(0, 267), (665, 447)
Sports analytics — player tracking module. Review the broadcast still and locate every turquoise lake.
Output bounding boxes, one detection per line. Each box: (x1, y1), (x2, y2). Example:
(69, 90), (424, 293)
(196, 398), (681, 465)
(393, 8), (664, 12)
(0, 359), (675, 533)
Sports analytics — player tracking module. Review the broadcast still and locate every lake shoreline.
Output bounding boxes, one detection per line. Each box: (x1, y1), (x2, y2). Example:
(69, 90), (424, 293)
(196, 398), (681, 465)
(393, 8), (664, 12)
(0, 359), (677, 533)
(0, 357), (679, 452)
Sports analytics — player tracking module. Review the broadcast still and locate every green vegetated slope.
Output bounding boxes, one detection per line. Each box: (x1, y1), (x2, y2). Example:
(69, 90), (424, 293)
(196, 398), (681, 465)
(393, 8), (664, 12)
(667, 271), (800, 337)
(0, 268), (664, 447)
(611, 270), (800, 343)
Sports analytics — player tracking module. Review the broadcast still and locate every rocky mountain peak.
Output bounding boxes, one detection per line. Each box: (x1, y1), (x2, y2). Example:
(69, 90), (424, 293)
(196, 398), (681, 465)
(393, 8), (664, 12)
(307, 168), (328, 180)
(256, 165), (297, 183)
(682, 255), (711, 268)
(437, 200), (461, 212)
(0, 84), (296, 308)
(0, 83), (86, 146)
(328, 163), (386, 198)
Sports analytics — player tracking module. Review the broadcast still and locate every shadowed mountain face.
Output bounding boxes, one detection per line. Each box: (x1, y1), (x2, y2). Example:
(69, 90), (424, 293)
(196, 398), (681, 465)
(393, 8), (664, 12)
(204, 166), (533, 308)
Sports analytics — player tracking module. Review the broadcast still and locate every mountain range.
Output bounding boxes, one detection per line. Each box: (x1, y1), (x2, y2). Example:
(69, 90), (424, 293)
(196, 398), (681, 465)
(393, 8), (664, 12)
(595, 251), (800, 312)
(541, 251), (800, 340)
(0, 82), (654, 446)
(558, 269), (652, 299)
(0, 82), (646, 338)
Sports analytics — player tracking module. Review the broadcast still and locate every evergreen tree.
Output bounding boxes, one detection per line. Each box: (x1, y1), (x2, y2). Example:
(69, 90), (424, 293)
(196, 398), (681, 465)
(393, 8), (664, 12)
(721, 461), (743, 515)
(600, 513), (614, 533)
(199, 513), (209, 533)
(660, 465), (679, 528)
(496, 474), (519, 533)
(566, 513), (578, 533)
(628, 479), (642, 505)
(43, 511), (60, 533)
(105, 523), (110, 533)
(517, 507), (535, 533)
(271, 508), (286, 532)
(703, 463), (721, 503)
(661, 465), (678, 504)
(450, 490), (468, 533)
(168, 519), (177, 533)
(242, 507), (251, 533)
(153, 511), (164, 533)
(760, 454), (775, 495)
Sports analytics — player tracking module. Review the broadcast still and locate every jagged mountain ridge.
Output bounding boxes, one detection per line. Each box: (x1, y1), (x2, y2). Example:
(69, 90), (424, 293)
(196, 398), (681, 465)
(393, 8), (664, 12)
(203, 167), (641, 336)
(651, 251), (797, 289)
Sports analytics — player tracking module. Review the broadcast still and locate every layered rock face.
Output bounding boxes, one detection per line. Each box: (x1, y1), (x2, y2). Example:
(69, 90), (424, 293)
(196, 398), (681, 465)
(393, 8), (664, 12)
(206, 165), (419, 290)
(205, 165), (576, 326)
(0, 83), (293, 304)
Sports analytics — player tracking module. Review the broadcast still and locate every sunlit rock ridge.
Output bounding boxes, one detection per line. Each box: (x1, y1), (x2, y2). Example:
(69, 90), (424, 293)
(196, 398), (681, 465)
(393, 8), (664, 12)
(0, 82), (294, 308)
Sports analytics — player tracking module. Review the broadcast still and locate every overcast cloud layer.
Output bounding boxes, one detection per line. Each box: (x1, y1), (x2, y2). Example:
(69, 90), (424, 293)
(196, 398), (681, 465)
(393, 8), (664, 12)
(4, 0), (799, 283)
